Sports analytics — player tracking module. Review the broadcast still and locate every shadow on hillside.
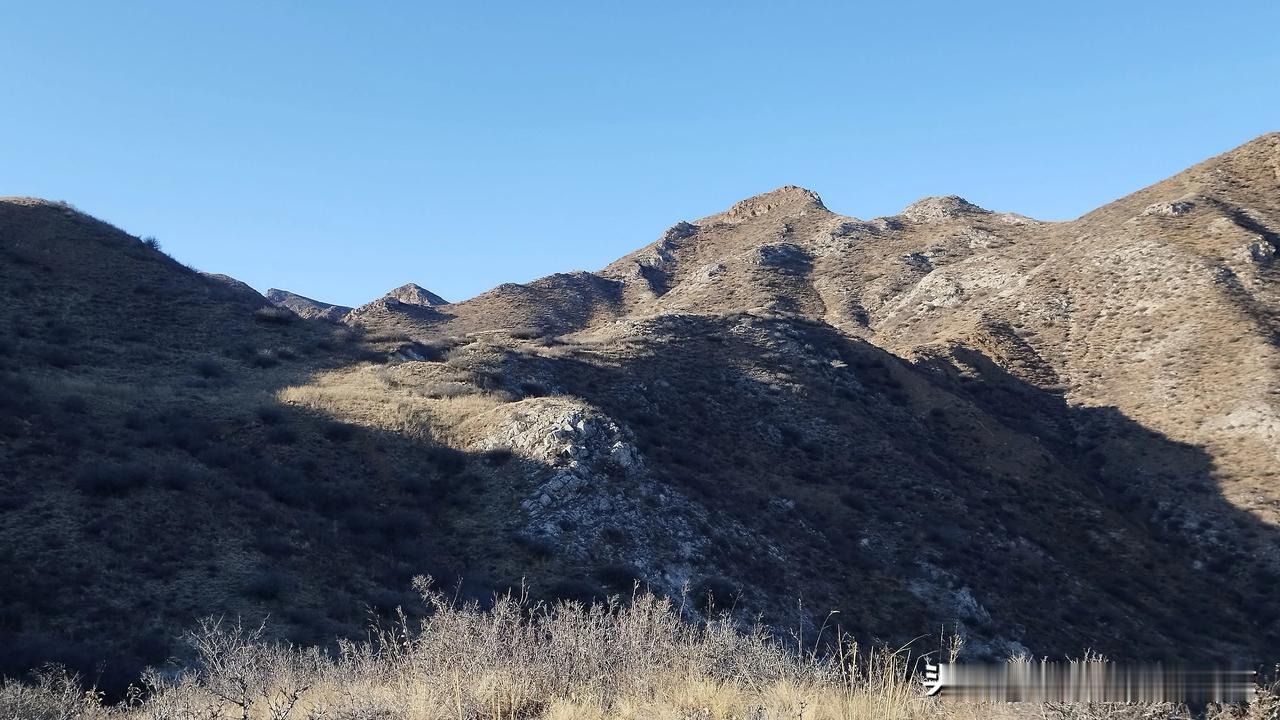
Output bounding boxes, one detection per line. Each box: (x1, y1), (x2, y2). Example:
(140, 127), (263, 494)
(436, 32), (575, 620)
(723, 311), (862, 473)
(486, 314), (1280, 663)
(0, 210), (540, 697)
(2, 281), (1277, 697)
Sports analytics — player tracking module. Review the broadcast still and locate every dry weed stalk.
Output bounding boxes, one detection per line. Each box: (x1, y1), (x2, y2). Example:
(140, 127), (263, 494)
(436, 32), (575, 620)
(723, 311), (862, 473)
(2, 583), (1267, 719)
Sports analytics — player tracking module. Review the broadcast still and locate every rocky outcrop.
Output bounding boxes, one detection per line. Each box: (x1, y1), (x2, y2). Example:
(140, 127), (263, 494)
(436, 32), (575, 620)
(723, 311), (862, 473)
(1142, 200), (1195, 216)
(465, 397), (780, 604)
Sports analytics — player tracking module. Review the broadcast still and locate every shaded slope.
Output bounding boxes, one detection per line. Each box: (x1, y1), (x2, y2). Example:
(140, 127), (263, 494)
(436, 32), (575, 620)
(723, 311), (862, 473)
(0, 199), (527, 690)
(285, 310), (1280, 660)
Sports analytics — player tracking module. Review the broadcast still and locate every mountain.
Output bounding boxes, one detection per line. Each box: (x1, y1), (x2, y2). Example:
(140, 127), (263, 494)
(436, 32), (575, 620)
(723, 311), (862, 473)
(265, 288), (352, 322)
(341, 282), (450, 330)
(1, 134), (1278, 689)
(382, 282), (448, 307)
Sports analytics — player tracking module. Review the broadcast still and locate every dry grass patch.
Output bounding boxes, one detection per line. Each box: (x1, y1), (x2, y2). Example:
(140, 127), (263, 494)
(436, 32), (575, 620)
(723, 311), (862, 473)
(279, 364), (509, 440)
(5, 583), (1268, 719)
(0, 584), (954, 720)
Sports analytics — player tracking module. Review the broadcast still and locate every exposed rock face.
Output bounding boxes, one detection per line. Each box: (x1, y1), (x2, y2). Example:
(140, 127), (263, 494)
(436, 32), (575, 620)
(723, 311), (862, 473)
(463, 398), (747, 594)
(661, 221), (698, 243)
(1142, 200), (1196, 216)
(266, 288), (352, 321)
(1245, 239), (1276, 263)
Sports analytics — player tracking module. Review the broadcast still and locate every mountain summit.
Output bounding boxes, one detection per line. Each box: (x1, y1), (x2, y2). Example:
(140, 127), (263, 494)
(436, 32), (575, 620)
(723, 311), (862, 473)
(382, 282), (448, 307)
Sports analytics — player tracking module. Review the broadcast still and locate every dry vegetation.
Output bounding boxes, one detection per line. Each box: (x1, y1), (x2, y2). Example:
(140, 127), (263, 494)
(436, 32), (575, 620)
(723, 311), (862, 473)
(275, 357), (511, 442)
(0, 585), (923, 720)
(4, 584), (1273, 720)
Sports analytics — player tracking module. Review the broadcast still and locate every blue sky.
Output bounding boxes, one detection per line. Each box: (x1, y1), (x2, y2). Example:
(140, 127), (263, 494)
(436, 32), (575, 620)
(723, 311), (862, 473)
(2, 1), (1277, 306)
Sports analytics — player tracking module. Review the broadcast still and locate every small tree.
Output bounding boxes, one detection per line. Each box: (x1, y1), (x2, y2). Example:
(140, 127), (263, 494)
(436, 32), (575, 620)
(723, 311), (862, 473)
(187, 617), (315, 720)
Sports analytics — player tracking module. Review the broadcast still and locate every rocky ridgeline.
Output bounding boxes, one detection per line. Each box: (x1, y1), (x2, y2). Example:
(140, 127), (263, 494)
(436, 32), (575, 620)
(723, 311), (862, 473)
(265, 288), (352, 322)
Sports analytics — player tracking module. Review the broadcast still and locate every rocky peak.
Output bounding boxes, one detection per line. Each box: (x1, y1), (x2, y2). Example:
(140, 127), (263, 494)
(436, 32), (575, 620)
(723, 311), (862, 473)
(714, 186), (827, 223)
(383, 283), (448, 307)
(900, 195), (990, 223)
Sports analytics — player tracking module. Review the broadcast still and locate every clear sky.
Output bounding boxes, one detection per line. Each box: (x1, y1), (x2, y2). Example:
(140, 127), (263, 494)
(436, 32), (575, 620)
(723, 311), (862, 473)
(2, 1), (1277, 306)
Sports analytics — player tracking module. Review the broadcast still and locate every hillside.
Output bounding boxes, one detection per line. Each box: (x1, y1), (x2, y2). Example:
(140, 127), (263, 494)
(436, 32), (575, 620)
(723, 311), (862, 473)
(1, 134), (1279, 690)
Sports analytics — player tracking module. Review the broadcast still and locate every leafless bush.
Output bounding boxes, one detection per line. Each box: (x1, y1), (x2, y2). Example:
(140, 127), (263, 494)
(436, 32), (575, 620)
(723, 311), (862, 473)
(0, 665), (106, 720)
(168, 617), (319, 720)
(1, 587), (1266, 719)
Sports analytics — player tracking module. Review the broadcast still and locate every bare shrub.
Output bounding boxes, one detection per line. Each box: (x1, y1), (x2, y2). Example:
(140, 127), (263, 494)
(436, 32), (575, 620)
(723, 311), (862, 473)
(2, 587), (1260, 719)
(184, 617), (317, 720)
(0, 665), (105, 720)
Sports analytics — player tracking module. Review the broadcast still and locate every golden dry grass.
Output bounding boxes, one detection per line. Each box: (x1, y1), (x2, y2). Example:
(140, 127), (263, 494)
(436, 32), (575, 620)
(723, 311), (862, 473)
(0, 585), (947, 720)
(4, 584), (1271, 720)
(278, 363), (509, 441)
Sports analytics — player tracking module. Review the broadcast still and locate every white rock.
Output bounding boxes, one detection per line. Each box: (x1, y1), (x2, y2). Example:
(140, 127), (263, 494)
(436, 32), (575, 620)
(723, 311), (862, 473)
(1142, 201), (1194, 216)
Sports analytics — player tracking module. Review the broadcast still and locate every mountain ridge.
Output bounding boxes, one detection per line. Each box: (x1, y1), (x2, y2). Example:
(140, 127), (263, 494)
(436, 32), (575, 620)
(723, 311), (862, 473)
(1, 134), (1278, 688)
(266, 288), (353, 322)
